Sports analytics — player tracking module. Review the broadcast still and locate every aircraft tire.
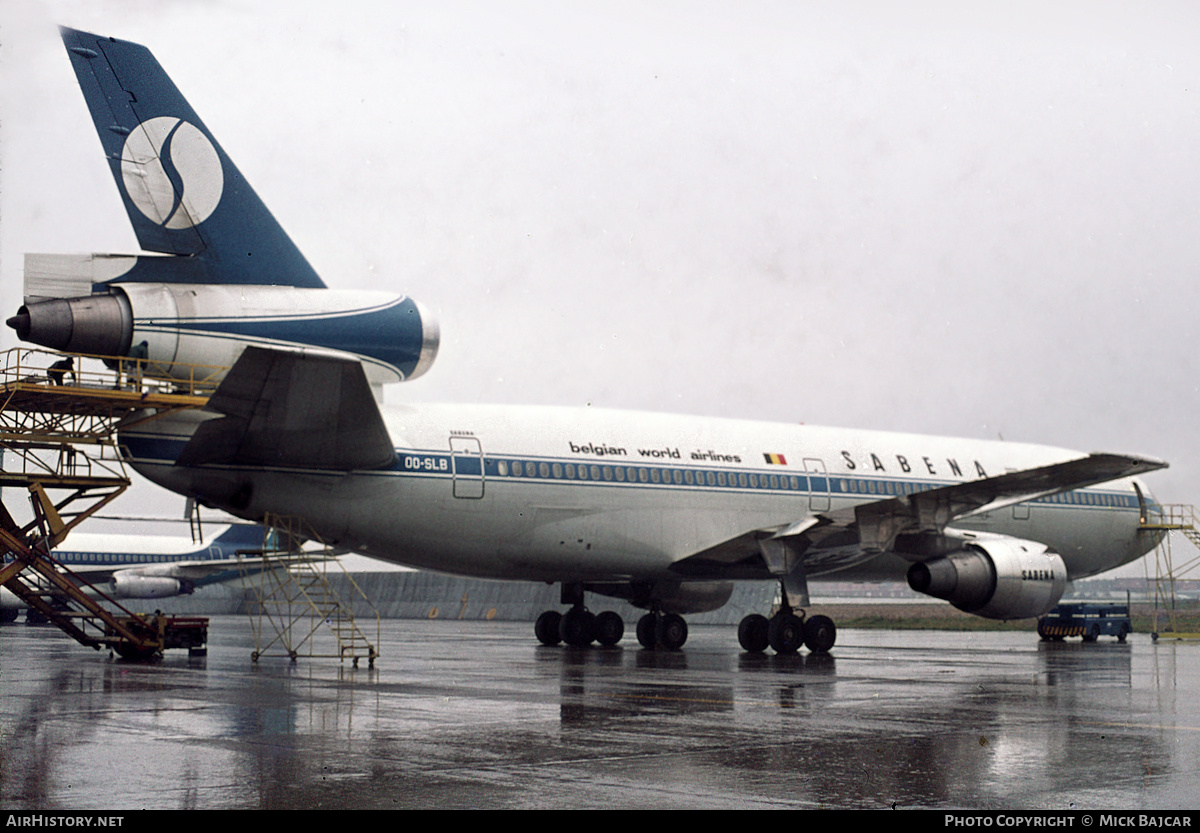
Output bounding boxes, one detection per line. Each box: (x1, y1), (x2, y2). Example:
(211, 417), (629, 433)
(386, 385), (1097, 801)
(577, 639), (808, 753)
(595, 610), (624, 646)
(803, 615), (836, 653)
(738, 614), (769, 653)
(768, 612), (803, 654)
(559, 608), (595, 647)
(636, 613), (657, 649)
(656, 613), (688, 651)
(535, 610), (562, 646)
(0, 608), (18, 624)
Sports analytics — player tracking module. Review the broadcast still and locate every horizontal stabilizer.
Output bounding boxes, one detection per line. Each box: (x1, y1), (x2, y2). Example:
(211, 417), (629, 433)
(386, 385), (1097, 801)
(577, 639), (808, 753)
(175, 347), (395, 471)
(24, 253), (210, 301)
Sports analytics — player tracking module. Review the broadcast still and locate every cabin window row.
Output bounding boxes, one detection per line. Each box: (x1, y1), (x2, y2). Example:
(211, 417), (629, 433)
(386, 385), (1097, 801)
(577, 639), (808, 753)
(495, 459), (803, 490)
(489, 458), (1136, 507)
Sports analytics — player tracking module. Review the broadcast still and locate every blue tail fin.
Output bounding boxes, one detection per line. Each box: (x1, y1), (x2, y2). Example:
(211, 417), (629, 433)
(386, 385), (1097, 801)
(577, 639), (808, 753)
(60, 27), (324, 288)
(212, 524), (268, 547)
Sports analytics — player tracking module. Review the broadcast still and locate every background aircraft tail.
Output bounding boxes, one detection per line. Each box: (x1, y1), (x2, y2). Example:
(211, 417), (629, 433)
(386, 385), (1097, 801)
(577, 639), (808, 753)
(59, 27), (324, 288)
(211, 524), (269, 548)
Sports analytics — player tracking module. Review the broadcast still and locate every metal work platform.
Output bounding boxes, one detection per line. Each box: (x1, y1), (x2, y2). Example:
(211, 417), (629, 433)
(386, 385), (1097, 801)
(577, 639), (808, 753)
(238, 514), (380, 667)
(0, 348), (222, 657)
(1140, 503), (1200, 641)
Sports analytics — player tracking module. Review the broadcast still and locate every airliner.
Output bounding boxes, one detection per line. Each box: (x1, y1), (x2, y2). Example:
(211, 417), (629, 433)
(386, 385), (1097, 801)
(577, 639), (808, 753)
(0, 524), (264, 622)
(7, 28), (1167, 654)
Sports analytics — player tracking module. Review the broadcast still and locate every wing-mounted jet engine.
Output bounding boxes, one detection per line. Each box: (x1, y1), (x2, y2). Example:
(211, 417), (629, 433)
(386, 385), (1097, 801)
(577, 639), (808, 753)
(9, 28), (438, 388)
(905, 533), (1068, 619)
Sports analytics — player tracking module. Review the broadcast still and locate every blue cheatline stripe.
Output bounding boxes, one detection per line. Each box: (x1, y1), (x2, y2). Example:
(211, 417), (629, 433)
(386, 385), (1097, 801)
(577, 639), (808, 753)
(120, 436), (1141, 508)
(135, 296), (428, 379)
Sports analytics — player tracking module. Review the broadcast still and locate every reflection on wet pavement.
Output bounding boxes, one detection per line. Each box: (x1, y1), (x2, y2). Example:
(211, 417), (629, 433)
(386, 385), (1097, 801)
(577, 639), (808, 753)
(2, 617), (1196, 809)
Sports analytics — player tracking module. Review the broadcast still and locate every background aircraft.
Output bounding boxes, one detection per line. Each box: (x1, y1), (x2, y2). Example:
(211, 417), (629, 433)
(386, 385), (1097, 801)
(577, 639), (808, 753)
(0, 524), (265, 622)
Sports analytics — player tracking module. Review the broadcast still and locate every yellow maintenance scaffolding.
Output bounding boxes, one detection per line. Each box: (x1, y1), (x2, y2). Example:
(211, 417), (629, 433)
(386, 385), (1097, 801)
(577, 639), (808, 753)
(0, 348), (379, 663)
(0, 347), (220, 657)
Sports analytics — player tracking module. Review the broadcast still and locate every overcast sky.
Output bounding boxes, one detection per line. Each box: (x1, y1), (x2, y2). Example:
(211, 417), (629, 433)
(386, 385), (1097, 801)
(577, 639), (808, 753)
(2, 1), (1199, 553)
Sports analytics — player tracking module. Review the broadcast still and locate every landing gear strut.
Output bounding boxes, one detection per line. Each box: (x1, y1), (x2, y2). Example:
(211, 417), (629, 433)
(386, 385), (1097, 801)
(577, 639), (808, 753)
(738, 579), (836, 655)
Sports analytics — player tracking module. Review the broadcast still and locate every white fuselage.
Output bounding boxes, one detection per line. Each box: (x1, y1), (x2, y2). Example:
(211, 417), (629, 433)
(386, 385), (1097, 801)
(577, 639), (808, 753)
(121, 403), (1156, 588)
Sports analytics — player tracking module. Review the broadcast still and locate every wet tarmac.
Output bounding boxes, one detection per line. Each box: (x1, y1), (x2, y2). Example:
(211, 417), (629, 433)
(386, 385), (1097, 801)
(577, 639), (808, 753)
(2, 616), (1199, 810)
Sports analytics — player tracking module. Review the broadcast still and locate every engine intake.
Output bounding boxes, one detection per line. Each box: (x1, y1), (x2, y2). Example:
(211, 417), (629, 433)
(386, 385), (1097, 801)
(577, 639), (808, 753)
(907, 535), (1067, 620)
(8, 294), (133, 357)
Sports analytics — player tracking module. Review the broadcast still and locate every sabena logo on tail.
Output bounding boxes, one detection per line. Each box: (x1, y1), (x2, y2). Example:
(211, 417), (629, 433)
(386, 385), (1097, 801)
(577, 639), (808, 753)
(121, 117), (224, 229)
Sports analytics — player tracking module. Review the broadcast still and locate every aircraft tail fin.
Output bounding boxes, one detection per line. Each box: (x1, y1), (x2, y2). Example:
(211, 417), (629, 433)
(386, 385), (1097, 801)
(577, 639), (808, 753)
(212, 524), (269, 547)
(59, 27), (324, 288)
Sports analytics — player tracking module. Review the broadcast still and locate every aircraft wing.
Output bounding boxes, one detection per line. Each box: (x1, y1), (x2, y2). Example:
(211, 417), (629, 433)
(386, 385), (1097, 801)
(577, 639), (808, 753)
(849, 452), (1166, 549)
(175, 346), (395, 470)
(672, 452), (1167, 578)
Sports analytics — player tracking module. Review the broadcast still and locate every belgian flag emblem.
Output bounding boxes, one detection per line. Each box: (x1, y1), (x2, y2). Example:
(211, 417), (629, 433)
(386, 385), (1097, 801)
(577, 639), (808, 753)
(763, 453), (788, 465)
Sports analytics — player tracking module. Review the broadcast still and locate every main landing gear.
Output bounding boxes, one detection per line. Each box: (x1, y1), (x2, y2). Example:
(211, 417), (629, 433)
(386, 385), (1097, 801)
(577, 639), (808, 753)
(635, 611), (687, 651)
(535, 607), (626, 648)
(535, 582), (628, 648)
(534, 607), (691, 650)
(737, 580), (836, 655)
(533, 581), (836, 655)
(534, 583), (691, 650)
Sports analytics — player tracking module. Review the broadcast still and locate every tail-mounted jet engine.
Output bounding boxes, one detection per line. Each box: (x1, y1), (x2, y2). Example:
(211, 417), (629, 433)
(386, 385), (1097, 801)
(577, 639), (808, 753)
(906, 535), (1067, 620)
(10, 29), (440, 389)
(8, 281), (439, 389)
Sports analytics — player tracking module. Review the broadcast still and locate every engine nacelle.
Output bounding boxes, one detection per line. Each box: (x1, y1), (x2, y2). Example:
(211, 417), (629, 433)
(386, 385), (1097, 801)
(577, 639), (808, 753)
(906, 535), (1067, 620)
(111, 573), (188, 599)
(8, 283), (439, 388)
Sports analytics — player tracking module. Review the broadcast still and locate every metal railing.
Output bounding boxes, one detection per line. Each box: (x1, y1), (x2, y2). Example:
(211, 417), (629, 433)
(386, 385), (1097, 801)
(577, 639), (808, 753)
(1, 346), (228, 400)
(1140, 503), (1200, 639)
(238, 515), (381, 667)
